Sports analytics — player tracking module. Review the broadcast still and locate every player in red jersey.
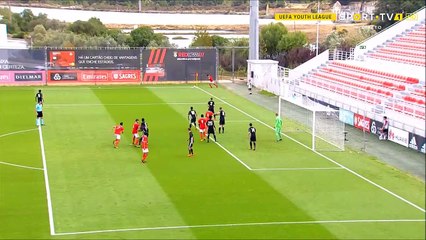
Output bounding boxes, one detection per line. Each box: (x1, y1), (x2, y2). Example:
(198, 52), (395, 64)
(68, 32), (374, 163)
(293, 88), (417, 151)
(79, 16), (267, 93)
(141, 132), (149, 163)
(205, 109), (214, 121)
(207, 74), (218, 88)
(197, 114), (207, 141)
(131, 119), (140, 146)
(113, 122), (124, 148)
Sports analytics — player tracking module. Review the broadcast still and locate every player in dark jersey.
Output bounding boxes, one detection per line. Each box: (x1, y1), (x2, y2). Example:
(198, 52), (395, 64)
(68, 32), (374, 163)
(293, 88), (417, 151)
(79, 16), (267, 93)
(248, 123), (256, 151)
(138, 118), (149, 145)
(217, 107), (226, 134)
(188, 106), (197, 129)
(207, 97), (215, 113)
(35, 90), (44, 104)
(188, 128), (194, 157)
(206, 115), (216, 143)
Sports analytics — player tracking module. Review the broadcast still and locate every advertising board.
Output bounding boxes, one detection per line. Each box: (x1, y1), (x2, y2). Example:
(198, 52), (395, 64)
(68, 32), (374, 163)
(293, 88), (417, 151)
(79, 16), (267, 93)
(0, 70), (45, 85)
(47, 70), (140, 83)
(353, 113), (371, 132)
(408, 133), (426, 153)
(48, 49), (141, 70)
(339, 109), (354, 126)
(0, 49), (45, 71)
(388, 126), (409, 147)
(142, 48), (216, 81)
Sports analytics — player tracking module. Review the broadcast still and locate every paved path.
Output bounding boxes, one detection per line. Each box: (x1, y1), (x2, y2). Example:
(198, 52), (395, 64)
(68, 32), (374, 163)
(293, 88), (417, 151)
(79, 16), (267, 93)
(222, 81), (426, 181)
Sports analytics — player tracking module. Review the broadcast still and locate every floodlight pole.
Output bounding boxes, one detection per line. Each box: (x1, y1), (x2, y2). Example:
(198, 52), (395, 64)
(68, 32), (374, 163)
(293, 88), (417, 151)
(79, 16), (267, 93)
(249, 0), (259, 60)
(315, 0), (320, 56)
(8, 0), (12, 23)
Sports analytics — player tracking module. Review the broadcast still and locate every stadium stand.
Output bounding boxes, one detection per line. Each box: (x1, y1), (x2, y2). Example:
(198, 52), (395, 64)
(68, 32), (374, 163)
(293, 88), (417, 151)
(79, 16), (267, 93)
(286, 7), (426, 139)
(368, 22), (426, 66)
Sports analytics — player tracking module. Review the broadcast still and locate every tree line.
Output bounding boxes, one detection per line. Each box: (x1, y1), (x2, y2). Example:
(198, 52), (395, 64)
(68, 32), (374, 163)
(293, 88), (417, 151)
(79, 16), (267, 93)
(0, 7), (173, 48)
(1, 0), (424, 69)
(0, 6), (377, 69)
(15, 0), (291, 8)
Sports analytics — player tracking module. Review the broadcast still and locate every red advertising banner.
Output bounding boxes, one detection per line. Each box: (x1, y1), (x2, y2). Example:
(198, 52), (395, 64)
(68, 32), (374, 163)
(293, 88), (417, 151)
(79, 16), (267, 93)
(353, 113), (371, 132)
(142, 48), (217, 82)
(49, 50), (76, 68)
(0, 71), (46, 85)
(47, 70), (140, 83)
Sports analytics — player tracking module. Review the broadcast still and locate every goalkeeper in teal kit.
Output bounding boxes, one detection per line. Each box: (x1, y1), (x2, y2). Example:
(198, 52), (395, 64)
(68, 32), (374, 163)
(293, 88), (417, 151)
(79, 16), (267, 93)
(274, 113), (282, 142)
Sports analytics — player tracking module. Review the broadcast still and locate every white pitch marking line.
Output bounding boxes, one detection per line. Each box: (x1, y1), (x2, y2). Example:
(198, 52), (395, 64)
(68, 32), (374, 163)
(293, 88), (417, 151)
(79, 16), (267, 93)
(198, 126), (252, 170)
(0, 128), (43, 171)
(53, 219), (426, 236)
(0, 128), (37, 138)
(194, 86), (426, 213)
(43, 86), (195, 91)
(226, 120), (253, 123)
(251, 167), (343, 171)
(0, 161), (44, 171)
(210, 140), (252, 170)
(38, 125), (56, 235)
(144, 86), (197, 89)
(202, 129), (336, 172)
(45, 102), (206, 107)
(95, 85), (193, 90)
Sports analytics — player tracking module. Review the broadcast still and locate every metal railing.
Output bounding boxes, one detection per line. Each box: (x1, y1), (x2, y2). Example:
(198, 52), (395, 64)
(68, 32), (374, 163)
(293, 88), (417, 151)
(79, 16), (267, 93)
(329, 48), (355, 60)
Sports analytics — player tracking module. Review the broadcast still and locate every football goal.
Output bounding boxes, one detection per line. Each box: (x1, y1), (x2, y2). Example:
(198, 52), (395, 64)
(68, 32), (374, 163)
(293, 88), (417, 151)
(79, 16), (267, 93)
(278, 88), (345, 152)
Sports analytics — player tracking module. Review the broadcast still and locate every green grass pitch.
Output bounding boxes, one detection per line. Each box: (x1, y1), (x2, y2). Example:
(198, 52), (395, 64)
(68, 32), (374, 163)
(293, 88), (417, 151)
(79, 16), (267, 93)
(0, 84), (425, 239)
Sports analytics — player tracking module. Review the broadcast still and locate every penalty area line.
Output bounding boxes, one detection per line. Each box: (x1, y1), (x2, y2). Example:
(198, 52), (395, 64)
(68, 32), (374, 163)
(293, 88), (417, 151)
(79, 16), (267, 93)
(210, 140), (252, 170)
(251, 167), (343, 171)
(226, 120), (253, 123)
(54, 219), (426, 236)
(194, 86), (426, 213)
(196, 126), (252, 170)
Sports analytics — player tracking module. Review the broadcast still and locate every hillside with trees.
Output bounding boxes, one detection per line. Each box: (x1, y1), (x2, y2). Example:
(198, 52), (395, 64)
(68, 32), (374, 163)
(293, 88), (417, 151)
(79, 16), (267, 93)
(0, 0), (423, 69)
(0, 7), (174, 47)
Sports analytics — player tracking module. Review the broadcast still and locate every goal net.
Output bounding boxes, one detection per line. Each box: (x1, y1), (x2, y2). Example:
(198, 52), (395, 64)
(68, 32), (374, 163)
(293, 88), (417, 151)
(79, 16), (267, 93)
(278, 91), (345, 152)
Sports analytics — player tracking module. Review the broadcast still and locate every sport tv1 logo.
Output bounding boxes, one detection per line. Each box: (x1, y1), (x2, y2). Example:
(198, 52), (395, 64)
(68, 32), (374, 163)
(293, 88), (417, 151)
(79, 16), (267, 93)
(14, 73), (43, 81)
(50, 72), (78, 81)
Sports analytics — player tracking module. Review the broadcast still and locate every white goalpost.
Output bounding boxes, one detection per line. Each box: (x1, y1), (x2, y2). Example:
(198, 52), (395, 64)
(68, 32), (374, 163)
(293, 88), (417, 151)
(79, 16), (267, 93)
(278, 79), (345, 151)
